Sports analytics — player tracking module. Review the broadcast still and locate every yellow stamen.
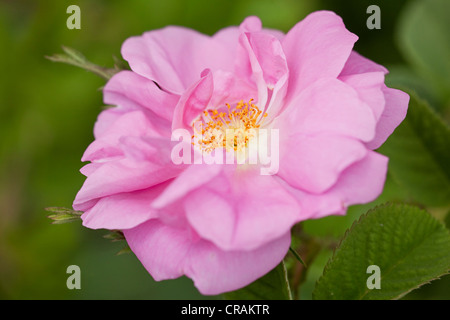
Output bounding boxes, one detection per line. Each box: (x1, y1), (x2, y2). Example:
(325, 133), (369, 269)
(192, 99), (267, 153)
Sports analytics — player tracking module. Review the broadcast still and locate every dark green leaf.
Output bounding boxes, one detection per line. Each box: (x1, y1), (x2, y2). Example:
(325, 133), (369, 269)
(313, 203), (450, 300)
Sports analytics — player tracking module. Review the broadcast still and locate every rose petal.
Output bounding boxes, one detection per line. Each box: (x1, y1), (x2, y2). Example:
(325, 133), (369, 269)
(123, 219), (291, 295)
(238, 31), (289, 118)
(282, 11), (358, 102)
(172, 70), (214, 131)
(339, 71), (386, 121)
(184, 167), (300, 251)
(365, 87), (409, 150)
(82, 110), (168, 162)
(104, 70), (179, 122)
(277, 133), (368, 193)
(339, 51), (388, 76)
(121, 27), (235, 94)
(278, 151), (388, 220)
(81, 182), (171, 230)
(277, 78), (377, 142)
(73, 156), (182, 211)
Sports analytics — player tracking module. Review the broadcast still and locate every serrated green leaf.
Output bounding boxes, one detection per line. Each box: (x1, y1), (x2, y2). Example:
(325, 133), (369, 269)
(224, 262), (292, 300)
(313, 203), (450, 300)
(378, 90), (450, 207)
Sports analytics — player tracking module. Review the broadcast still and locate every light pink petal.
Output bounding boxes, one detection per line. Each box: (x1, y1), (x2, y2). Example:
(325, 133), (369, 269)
(277, 78), (377, 142)
(103, 70), (179, 122)
(339, 51), (388, 76)
(123, 219), (291, 295)
(93, 107), (127, 139)
(277, 133), (368, 194)
(282, 11), (358, 102)
(339, 72), (386, 121)
(238, 31), (289, 116)
(172, 70), (213, 131)
(244, 32), (288, 88)
(209, 70), (256, 108)
(212, 26), (240, 49)
(79, 162), (102, 177)
(184, 167), (300, 251)
(82, 110), (167, 162)
(366, 87), (409, 150)
(152, 163), (222, 209)
(81, 182), (170, 230)
(322, 151), (389, 213)
(121, 27), (235, 94)
(73, 157), (182, 211)
(240, 16), (262, 33)
(277, 151), (388, 220)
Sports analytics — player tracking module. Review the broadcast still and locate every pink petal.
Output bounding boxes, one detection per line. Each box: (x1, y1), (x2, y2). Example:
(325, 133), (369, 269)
(366, 87), (409, 150)
(82, 110), (168, 162)
(104, 71), (179, 122)
(278, 151), (388, 220)
(152, 163), (222, 209)
(339, 51), (388, 76)
(184, 167), (300, 251)
(73, 156), (182, 211)
(238, 31), (289, 116)
(123, 219), (291, 295)
(81, 182), (170, 230)
(282, 11), (358, 102)
(240, 16), (262, 33)
(172, 70), (213, 131)
(277, 133), (368, 194)
(339, 71), (386, 121)
(93, 107), (127, 139)
(121, 27), (235, 94)
(79, 162), (102, 177)
(209, 70), (257, 108)
(278, 78), (377, 142)
(323, 151), (389, 212)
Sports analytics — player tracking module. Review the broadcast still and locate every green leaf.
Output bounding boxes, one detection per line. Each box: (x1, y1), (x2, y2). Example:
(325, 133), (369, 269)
(378, 90), (450, 207)
(397, 0), (450, 104)
(224, 262), (292, 300)
(313, 203), (450, 300)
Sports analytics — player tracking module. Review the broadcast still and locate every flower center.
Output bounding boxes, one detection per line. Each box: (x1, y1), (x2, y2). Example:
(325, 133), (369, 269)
(192, 99), (268, 153)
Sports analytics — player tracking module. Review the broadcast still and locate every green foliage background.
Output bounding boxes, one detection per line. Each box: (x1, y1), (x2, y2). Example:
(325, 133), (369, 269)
(0, 0), (448, 299)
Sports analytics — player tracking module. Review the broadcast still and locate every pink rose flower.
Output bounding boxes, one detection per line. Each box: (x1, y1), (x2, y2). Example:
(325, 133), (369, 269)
(73, 11), (409, 295)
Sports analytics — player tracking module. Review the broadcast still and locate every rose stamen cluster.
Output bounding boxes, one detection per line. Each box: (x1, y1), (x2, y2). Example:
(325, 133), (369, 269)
(193, 99), (268, 153)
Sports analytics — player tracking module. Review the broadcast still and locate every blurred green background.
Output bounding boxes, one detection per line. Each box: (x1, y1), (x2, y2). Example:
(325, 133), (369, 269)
(0, 0), (448, 299)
